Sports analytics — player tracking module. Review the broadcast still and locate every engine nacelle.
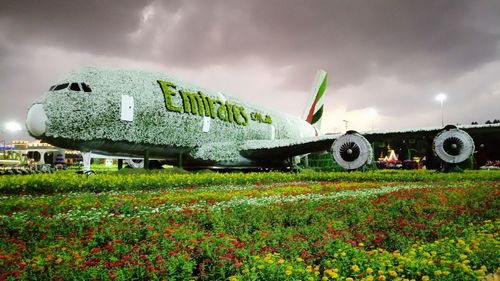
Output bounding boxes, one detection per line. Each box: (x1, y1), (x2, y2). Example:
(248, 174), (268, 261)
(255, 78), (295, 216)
(332, 131), (373, 170)
(432, 126), (475, 164)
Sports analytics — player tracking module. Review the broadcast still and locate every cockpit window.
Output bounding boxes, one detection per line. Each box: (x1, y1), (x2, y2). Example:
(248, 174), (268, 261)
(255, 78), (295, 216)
(49, 82), (92, 92)
(81, 83), (92, 92)
(53, 83), (69, 91)
(70, 83), (81, 91)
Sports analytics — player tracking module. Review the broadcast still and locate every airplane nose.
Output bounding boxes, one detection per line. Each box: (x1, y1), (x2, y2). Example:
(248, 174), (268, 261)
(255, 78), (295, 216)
(26, 104), (48, 137)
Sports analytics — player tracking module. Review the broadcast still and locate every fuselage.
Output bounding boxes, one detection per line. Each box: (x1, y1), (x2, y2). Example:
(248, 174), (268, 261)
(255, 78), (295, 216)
(26, 67), (316, 168)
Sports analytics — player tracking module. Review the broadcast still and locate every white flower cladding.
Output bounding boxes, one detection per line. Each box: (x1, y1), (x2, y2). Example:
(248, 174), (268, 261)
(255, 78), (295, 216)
(25, 67), (334, 168)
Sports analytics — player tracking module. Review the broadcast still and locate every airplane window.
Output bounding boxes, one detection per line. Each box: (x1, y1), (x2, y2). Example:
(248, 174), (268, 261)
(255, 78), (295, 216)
(70, 83), (80, 91)
(49, 85), (56, 91)
(53, 83), (69, 91)
(81, 83), (92, 92)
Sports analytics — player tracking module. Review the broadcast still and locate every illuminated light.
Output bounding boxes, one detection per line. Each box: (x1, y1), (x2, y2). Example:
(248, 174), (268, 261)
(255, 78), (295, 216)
(367, 108), (377, 130)
(368, 108), (377, 117)
(435, 93), (447, 102)
(4, 121), (22, 132)
(435, 93), (447, 127)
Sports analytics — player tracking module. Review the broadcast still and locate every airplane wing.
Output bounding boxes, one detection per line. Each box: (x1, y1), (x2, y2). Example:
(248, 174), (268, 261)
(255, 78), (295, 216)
(360, 123), (500, 142)
(240, 134), (340, 160)
(240, 123), (500, 163)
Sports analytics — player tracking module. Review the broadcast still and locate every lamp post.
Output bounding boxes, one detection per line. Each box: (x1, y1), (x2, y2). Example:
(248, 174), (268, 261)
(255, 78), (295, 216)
(435, 93), (447, 127)
(0, 139), (5, 158)
(368, 108), (377, 130)
(1, 121), (22, 158)
(342, 120), (349, 132)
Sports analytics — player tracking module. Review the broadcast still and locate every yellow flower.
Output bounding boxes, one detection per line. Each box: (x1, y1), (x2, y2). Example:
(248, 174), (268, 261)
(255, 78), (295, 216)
(378, 275), (386, 281)
(367, 268), (374, 274)
(242, 268), (249, 274)
(324, 269), (339, 278)
(346, 278), (354, 281)
(366, 276), (374, 281)
(322, 277), (328, 281)
(228, 276), (238, 281)
(285, 270), (292, 276)
(278, 259), (285, 264)
(422, 276), (430, 281)
(434, 270), (442, 276)
(296, 257), (303, 262)
(358, 242), (365, 247)
(388, 270), (397, 277)
(351, 265), (360, 272)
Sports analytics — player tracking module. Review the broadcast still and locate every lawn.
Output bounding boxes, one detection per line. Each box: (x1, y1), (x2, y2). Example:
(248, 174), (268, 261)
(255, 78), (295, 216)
(0, 170), (498, 280)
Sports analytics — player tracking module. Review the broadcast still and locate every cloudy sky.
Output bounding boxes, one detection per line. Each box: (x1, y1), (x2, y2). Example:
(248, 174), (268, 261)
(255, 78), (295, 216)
(1, 0), (499, 141)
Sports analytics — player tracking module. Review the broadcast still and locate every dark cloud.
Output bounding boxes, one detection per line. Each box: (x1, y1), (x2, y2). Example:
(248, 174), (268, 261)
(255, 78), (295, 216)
(0, 0), (151, 56)
(3, 0), (499, 87)
(132, 0), (500, 88)
(1, 0), (500, 140)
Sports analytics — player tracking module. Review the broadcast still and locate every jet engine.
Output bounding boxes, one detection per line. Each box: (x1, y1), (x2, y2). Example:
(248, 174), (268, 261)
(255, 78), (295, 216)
(432, 126), (475, 164)
(332, 131), (373, 170)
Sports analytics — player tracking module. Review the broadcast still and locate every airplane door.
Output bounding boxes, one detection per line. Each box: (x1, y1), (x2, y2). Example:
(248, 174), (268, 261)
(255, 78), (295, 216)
(120, 95), (134, 121)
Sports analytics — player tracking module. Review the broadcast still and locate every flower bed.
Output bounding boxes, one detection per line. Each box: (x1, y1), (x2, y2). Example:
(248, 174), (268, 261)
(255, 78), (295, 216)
(0, 171), (499, 280)
(0, 169), (499, 194)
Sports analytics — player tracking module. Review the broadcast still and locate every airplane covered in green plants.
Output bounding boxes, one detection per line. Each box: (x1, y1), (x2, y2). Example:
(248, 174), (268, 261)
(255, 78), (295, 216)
(25, 67), (499, 173)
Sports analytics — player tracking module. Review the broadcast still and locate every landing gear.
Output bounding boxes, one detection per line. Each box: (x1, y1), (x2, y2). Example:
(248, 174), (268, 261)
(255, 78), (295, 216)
(80, 152), (96, 176)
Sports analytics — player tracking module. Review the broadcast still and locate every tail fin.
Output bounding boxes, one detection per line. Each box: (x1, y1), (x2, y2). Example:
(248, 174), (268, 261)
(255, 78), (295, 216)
(302, 69), (328, 130)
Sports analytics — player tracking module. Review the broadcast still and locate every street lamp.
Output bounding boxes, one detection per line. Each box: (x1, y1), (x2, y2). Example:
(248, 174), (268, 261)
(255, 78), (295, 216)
(0, 139), (5, 158)
(1, 121), (23, 157)
(5, 121), (22, 132)
(342, 120), (349, 132)
(368, 108), (377, 130)
(435, 93), (447, 127)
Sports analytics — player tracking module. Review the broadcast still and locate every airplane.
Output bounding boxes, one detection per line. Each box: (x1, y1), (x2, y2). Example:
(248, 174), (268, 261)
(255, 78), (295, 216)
(25, 67), (500, 173)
